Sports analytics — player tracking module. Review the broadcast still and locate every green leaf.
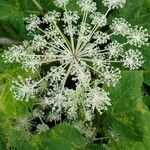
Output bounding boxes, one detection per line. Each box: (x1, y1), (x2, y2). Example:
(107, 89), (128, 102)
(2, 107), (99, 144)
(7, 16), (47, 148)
(144, 70), (150, 86)
(0, 0), (40, 40)
(32, 124), (85, 150)
(0, 0), (26, 38)
(0, 76), (33, 118)
(87, 144), (106, 150)
(109, 71), (143, 113)
(106, 71), (150, 149)
(110, 0), (145, 22)
(118, 104), (150, 150)
(106, 71), (143, 143)
(7, 128), (39, 150)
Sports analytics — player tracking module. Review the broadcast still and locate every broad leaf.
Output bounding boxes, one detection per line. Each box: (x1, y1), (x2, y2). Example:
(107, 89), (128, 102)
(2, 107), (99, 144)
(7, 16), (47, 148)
(32, 124), (85, 150)
(106, 71), (150, 149)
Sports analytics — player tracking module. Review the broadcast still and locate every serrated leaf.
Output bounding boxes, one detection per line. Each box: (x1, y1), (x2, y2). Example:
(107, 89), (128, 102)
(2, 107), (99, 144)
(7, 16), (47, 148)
(106, 71), (143, 141)
(106, 71), (150, 149)
(118, 104), (150, 150)
(0, 0), (26, 38)
(7, 128), (39, 150)
(0, 0), (41, 40)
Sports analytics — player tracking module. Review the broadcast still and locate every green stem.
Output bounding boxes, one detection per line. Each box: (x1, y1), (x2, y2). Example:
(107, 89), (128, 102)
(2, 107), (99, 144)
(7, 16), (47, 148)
(32, 0), (43, 12)
(53, 22), (72, 52)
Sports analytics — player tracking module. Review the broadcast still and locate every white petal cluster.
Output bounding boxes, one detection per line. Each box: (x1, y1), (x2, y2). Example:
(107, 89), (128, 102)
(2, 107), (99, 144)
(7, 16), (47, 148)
(123, 49), (144, 70)
(93, 31), (110, 44)
(86, 87), (111, 115)
(54, 0), (69, 7)
(102, 0), (126, 9)
(2, 45), (26, 63)
(110, 18), (130, 36)
(2, 0), (148, 132)
(24, 14), (41, 31)
(32, 35), (47, 51)
(105, 41), (123, 58)
(11, 76), (37, 102)
(43, 11), (60, 23)
(111, 18), (149, 47)
(63, 11), (79, 24)
(127, 26), (149, 47)
(102, 67), (121, 87)
(77, 0), (97, 12)
(90, 12), (107, 26)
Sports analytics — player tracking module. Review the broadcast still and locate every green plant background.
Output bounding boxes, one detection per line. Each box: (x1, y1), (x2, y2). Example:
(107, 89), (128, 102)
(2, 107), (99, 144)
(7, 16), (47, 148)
(0, 0), (150, 149)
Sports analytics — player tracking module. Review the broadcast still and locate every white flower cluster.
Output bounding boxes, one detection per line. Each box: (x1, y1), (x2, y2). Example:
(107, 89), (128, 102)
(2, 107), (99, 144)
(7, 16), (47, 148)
(102, 0), (126, 9)
(2, 0), (149, 134)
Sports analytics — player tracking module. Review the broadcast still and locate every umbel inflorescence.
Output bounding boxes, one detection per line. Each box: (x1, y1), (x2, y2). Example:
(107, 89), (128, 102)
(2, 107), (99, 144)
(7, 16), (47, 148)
(2, 0), (149, 135)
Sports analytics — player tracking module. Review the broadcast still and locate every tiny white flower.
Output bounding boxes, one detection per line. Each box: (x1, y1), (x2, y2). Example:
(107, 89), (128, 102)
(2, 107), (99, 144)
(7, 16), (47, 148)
(123, 49), (144, 70)
(32, 108), (44, 119)
(72, 121), (95, 139)
(37, 96), (51, 109)
(93, 55), (107, 70)
(22, 56), (41, 71)
(47, 111), (61, 122)
(78, 23), (92, 39)
(49, 66), (66, 84)
(64, 25), (77, 36)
